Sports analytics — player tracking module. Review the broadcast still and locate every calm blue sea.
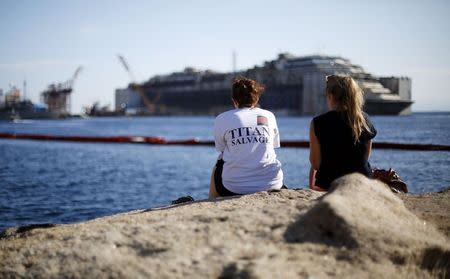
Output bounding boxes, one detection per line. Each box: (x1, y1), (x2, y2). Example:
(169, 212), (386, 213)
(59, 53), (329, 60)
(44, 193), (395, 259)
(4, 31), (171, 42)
(1, 113), (449, 231)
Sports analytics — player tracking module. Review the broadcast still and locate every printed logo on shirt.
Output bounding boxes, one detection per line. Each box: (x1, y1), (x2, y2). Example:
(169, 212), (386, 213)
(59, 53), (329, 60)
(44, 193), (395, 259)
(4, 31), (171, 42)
(257, 115), (268, 126)
(228, 126), (270, 146)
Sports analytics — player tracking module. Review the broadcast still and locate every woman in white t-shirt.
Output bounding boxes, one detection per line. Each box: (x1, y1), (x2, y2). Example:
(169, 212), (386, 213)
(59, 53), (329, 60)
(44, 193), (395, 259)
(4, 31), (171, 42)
(209, 77), (284, 198)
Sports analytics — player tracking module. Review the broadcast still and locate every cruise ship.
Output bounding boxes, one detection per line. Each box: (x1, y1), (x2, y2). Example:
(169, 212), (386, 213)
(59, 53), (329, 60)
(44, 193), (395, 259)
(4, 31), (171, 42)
(115, 53), (413, 116)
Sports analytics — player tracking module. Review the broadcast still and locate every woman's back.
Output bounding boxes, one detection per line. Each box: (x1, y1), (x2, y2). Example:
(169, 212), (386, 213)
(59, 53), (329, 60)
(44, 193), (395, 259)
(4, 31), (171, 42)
(214, 107), (283, 193)
(209, 77), (284, 198)
(313, 110), (377, 189)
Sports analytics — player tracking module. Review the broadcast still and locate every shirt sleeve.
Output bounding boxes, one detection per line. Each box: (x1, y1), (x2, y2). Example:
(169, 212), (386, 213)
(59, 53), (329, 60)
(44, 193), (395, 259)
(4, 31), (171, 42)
(272, 114), (281, 148)
(214, 117), (226, 152)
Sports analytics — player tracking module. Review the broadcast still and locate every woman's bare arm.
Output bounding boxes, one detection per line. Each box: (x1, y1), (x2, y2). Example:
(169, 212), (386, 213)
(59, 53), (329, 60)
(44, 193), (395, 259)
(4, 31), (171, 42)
(309, 120), (321, 170)
(365, 140), (373, 161)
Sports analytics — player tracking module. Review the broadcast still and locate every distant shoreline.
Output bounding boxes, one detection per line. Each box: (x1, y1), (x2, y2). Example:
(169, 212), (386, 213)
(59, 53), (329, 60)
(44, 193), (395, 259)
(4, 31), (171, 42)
(411, 110), (450, 114)
(70, 110), (450, 119)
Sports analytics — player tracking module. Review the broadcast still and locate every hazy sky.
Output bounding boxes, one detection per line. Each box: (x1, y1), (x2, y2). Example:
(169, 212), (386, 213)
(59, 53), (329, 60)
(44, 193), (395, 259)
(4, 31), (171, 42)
(1, 0), (449, 113)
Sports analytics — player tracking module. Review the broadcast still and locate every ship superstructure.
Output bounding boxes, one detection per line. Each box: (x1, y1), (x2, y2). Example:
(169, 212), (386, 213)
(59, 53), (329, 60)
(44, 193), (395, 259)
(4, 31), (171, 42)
(115, 53), (413, 115)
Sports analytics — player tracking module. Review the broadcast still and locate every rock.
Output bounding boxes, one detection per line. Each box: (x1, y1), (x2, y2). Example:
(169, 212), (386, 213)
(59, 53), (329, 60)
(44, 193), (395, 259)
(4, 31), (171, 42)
(0, 174), (448, 278)
(284, 174), (450, 277)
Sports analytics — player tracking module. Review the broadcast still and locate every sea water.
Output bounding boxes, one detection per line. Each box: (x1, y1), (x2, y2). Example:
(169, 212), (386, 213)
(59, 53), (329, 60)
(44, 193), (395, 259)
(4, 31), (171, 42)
(0, 113), (449, 231)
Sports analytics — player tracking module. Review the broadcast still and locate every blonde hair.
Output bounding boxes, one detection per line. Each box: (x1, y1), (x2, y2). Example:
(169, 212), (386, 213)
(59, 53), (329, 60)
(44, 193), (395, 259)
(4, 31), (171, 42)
(326, 75), (370, 144)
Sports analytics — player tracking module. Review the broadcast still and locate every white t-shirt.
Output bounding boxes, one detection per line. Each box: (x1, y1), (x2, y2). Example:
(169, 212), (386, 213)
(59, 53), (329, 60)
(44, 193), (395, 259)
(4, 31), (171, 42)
(214, 107), (284, 194)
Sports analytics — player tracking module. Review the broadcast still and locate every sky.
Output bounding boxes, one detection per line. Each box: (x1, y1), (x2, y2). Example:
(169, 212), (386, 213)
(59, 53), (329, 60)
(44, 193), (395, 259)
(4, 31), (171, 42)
(1, 0), (449, 113)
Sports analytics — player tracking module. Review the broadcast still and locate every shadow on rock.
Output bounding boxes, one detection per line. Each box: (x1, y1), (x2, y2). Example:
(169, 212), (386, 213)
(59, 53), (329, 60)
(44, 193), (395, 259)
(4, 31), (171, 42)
(283, 200), (358, 248)
(218, 263), (256, 279)
(0, 223), (56, 240)
(420, 247), (450, 276)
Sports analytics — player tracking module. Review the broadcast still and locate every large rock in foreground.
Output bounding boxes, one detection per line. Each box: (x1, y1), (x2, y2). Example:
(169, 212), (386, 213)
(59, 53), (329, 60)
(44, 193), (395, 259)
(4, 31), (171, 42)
(1, 174), (449, 278)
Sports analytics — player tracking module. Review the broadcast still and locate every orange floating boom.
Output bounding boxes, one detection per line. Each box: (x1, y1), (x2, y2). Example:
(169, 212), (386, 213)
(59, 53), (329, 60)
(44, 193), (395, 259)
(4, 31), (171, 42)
(0, 133), (449, 151)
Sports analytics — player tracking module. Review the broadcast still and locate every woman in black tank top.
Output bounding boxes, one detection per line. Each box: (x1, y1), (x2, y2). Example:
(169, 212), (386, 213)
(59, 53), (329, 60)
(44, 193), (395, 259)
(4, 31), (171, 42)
(309, 75), (377, 191)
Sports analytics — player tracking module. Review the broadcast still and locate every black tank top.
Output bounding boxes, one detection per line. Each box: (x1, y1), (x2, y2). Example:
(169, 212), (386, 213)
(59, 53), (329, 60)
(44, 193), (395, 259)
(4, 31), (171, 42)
(313, 111), (377, 189)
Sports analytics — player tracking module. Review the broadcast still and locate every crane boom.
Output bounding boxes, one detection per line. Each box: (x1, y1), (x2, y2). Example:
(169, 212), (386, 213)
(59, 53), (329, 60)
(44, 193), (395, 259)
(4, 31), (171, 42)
(72, 66), (83, 83)
(117, 55), (158, 113)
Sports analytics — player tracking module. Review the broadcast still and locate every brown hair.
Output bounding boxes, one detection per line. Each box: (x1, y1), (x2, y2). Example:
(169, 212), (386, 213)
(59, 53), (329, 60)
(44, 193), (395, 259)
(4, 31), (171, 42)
(232, 77), (264, 108)
(326, 75), (369, 144)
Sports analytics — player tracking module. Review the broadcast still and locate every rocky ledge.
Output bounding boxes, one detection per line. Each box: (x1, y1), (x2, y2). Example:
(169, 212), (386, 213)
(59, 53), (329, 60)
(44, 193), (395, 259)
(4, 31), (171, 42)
(1, 174), (449, 278)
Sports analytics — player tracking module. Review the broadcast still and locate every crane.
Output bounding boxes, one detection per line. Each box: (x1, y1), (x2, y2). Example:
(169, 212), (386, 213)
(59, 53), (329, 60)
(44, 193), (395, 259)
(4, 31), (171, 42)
(70, 66), (83, 88)
(117, 55), (159, 114)
(41, 66), (83, 116)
